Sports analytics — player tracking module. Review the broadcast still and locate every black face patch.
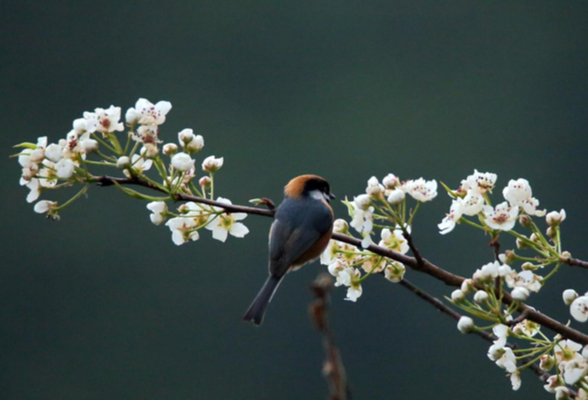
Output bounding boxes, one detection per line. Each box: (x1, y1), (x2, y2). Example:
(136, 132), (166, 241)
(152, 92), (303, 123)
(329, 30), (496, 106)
(304, 177), (331, 197)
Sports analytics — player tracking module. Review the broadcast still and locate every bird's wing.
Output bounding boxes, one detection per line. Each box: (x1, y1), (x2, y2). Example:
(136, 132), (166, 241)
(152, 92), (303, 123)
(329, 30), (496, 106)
(269, 219), (321, 277)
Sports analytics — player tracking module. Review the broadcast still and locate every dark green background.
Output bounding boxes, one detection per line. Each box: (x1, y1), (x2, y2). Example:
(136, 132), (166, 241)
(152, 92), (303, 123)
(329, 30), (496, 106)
(1, 1), (587, 399)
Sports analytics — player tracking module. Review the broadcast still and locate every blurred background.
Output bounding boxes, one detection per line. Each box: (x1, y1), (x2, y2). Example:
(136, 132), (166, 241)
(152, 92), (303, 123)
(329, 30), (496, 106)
(1, 1), (587, 399)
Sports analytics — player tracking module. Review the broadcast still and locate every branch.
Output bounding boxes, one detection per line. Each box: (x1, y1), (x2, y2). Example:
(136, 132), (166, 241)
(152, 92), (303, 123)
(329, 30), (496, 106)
(94, 174), (588, 345)
(310, 274), (350, 400)
(562, 256), (588, 269)
(399, 279), (553, 386)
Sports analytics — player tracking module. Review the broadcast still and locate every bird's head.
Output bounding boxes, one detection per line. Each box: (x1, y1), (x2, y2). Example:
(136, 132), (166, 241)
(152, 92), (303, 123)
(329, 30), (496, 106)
(284, 174), (335, 203)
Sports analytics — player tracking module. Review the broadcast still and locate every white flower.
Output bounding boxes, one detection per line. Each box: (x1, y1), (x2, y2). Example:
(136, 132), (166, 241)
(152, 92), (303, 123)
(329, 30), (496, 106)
(505, 270), (542, 292)
(544, 375), (563, 393)
(563, 289), (579, 306)
(503, 178), (532, 206)
(82, 138), (98, 153)
(473, 290), (489, 303)
(406, 178), (437, 202)
(117, 156), (130, 169)
(510, 371), (521, 391)
(511, 287), (530, 301)
(123, 154), (152, 177)
(472, 261), (500, 283)
(146, 201), (168, 225)
(34, 200), (58, 215)
(202, 156), (224, 173)
(495, 347), (517, 373)
(91, 105), (124, 133)
(457, 316), (474, 333)
(178, 128), (194, 144)
(134, 125), (160, 145)
(327, 259), (346, 278)
(55, 158), (75, 179)
(482, 201), (519, 231)
(451, 289), (465, 301)
(383, 262), (405, 283)
(562, 356), (588, 385)
(512, 319), (540, 337)
(165, 217), (199, 245)
(205, 197), (249, 242)
(493, 324), (510, 347)
(555, 387), (571, 400)
(461, 279), (475, 294)
(333, 219), (348, 233)
(171, 152), (195, 172)
(546, 209), (566, 226)
(459, 192), (484, 216)
(163, 143), (178, 156)
(462, 170), (497, 194)
(25, 179), (41, 203)
(45, 143), (64, 163)
(127, 98), (172, 125)
(366, 176), (384, 197)
(350, 200), (373, 245)
(554, 339), (582, 363)
(386, 188), (405, 204)
(438, 199), (463, 234)
(183, 133), (204, 153)
(382, 173), (400, 189)
(570, 296), (588, 322)
(379, 228), (409, 254)
(346, 283), (363, 302)
(521, 197), (546, 217)
(353, 194), (371, 210)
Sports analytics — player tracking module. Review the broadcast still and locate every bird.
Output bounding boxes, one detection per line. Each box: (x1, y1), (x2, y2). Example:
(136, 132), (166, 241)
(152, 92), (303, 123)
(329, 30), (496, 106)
(243, 174), (335, 326)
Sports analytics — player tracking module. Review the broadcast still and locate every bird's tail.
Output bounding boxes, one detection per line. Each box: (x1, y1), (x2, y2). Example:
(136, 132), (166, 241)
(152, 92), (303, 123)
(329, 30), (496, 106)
(243, 275), (283, 326)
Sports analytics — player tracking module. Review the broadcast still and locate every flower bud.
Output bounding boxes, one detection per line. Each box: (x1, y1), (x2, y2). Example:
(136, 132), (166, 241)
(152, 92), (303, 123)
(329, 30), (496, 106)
(515, 238), (527, 249)
(539, 354), (555, 371)
(499, 250), (516, 265)
(185, 135), (204, 153)
(199, 176), (211, 189)
(178, 128), (194, 144)
(387, 188), (405, 205)
(366, 176), (383, 198)
(163, 143), (178, 156)
(82, 139), (99, 153)
(116, 156), (130, 169)
(382, 173), (399, 189)
(518, 214), (532, 228)
(546, 226), (557, 238)
(45, 143), (64, 162)
(141, 143), (159, 159)
(333, 219), (349, 233)
(29, 148), (45, 164)
(530, 233), (540, 243)
(521, 262), (540, 271)
(511, 287), (530, 301)
(202, 155), (224, 173)
(457, 316), (474, 333)
(473, 290), (489, 303)
(172, 152), (195, 172)
(546, 209), (566, 226)
(460, 279), (475, 294)
(451, 289), (465, 302)
(562, 289), (578, 306)
(354, 194), (371, 210)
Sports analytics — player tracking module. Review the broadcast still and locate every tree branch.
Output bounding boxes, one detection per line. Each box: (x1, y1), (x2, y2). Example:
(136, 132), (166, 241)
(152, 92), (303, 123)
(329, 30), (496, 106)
(562, 256), (588, 269)
(310, 274), (350, 400)
(93, 174), (588, 345)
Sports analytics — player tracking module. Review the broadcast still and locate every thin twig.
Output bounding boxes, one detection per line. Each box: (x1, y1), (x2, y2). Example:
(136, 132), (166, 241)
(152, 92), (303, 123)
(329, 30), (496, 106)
(399, 279), (554, 386)
(310, 274), (350, 400)
(93, 174), (588, 345)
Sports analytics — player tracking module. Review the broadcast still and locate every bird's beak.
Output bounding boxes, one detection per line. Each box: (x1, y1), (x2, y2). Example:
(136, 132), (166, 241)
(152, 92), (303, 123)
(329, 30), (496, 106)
(329, 193), (336, 199)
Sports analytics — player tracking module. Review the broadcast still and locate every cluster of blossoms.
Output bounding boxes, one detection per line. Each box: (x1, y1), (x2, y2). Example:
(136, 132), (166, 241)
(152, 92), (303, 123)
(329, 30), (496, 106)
(14, 98), (249, 244)
(442, 171), (588, 395)
(438, 170), (547, 234)
(321, 174), (436, 301)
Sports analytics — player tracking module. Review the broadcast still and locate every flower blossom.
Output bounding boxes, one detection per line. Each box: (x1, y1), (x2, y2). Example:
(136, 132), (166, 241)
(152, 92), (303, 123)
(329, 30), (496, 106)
(406, 178), (437, 202)
(126, 98), (172, 126)
(482, 201), (518, 231)
(205, 197), (249, 242)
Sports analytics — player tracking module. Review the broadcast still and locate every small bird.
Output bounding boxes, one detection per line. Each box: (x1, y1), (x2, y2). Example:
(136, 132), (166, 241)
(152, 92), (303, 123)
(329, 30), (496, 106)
(243, 174), (335, 326)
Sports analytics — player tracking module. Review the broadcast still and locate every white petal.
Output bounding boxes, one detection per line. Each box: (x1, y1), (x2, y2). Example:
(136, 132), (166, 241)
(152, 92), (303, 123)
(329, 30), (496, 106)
(230, 223), (249, 238)
(211, 226), (229, 242)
